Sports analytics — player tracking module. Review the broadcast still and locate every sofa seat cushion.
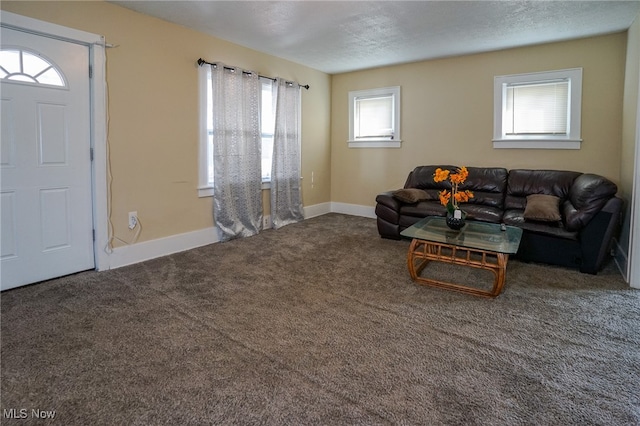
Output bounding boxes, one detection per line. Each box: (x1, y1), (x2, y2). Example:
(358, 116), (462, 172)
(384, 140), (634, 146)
(503, 209), (579, 241)
(461, 204), (503, 224)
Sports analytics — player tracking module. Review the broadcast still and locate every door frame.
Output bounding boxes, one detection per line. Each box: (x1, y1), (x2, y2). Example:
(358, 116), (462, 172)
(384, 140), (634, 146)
(1, 11), (110, 271)
(629, 77), (640, 289)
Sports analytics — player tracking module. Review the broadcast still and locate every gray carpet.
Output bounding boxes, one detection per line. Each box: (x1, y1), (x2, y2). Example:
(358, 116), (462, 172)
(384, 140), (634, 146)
(1, 213), (639, 425)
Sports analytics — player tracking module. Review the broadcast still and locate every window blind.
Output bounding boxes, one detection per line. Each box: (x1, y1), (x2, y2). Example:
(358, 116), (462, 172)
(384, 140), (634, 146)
(355, 95), (394, 139)
(505, 80), (569, 135)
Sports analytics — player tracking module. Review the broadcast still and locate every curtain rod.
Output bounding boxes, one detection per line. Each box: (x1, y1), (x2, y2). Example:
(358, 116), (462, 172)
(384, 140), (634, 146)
(197, 58), (309, 90)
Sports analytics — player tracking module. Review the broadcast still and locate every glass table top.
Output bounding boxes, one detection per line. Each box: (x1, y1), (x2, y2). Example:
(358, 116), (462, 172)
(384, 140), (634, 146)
(400, 216), (523, 254)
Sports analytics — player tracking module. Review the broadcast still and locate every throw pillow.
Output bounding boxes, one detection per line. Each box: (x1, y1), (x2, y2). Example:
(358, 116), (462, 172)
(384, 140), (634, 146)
(523, 194), (561, 222)
(392, 188), (430, 204)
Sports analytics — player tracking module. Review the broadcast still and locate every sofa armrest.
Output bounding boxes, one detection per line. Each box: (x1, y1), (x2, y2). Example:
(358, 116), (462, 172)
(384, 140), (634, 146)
(564, 173), (618, 231)
(375, 191), (401, 211)
(375, 190), (403, 239)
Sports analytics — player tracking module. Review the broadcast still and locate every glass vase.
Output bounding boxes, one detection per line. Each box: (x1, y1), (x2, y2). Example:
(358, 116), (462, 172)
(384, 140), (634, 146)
(446, 209), (466, 230)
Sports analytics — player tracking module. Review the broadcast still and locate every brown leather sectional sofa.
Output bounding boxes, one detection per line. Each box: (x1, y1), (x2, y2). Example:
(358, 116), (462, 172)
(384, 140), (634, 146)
(375, 165), (623, 274)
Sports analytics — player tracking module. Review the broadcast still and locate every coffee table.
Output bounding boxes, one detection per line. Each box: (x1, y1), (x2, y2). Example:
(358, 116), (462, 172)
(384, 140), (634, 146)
(400, 217), (523, 298)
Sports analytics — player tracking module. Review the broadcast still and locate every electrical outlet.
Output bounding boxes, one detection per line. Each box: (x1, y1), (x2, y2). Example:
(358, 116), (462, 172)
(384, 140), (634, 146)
(128, 211), (138, 230)
(263, 215), (271, 229)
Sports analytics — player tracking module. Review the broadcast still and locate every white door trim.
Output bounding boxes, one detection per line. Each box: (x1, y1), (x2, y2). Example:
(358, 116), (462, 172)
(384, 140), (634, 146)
(629, 71), (640, 289)
(1, 11), (110, 271)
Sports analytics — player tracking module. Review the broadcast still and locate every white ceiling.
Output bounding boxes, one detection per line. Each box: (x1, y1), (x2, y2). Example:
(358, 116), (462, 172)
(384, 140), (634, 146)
(110, 1), (640, 74)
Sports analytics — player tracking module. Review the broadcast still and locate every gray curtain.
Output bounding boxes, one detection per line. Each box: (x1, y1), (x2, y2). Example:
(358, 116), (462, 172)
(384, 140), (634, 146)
(271, 79), (304, 229)
(210, 64), (263, 241)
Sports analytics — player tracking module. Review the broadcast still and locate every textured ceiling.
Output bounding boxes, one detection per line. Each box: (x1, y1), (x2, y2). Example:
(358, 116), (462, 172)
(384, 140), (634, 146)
(110, 1), (640, 74)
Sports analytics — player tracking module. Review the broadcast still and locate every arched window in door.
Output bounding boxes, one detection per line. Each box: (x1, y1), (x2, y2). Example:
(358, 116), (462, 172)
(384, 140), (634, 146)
(0, 48), (66, 87)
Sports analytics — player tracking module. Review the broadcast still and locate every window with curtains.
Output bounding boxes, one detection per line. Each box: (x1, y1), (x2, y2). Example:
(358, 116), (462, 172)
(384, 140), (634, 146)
(348, 86), (401, 148)
(493, 68), (582, 149)
(198, 66), (275, 197)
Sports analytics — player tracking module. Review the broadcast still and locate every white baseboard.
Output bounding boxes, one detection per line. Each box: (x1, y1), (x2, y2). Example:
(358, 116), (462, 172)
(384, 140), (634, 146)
(103, 201), (374, 270)
(330, 202), (376, 219)
(104, 227), (219, 270)
(304, 202), (331, 219)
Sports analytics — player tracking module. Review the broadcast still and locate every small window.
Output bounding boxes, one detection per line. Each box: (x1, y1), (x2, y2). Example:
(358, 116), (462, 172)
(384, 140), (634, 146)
(0, 48), (66, 87)
(493, 68), (582, 149)
(348, 86), (401, 148)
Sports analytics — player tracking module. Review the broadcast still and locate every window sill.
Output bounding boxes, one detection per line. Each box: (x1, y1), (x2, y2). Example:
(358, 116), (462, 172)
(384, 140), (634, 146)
(198, 181), (272, 198)
(348, 139), (402, 148)
(492, 139), (581, 149)
(198, 186), (213, 198)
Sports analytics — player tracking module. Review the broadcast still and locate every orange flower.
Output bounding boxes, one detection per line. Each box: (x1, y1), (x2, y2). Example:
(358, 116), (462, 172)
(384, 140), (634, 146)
(449, 174), (464, 184)
(438, 190), (451, 206)
(459, 166), (469, 180)
(454, 190), (474, 203)
(433, 168), (450, 183)
(449, 166), (469, 184)
(433, 166), (474, 211)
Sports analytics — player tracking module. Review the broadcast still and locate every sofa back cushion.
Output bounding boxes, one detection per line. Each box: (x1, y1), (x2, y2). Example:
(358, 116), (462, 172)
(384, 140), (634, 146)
(404, 165), (457, 189)
(404, 165), (458, 201)
(405, 165), (507, 209)
(506, 169), (582, 210)
(459, 167), (508, 209)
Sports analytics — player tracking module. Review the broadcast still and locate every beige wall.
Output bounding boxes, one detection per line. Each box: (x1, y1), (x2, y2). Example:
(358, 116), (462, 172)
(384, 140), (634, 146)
(1, 1), (332, 245)
(331, 33), (627, 207)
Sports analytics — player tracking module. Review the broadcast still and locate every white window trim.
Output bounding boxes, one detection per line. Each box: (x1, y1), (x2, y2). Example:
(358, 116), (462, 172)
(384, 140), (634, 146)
(493, 68), (583, 149)
(348, 86), (401, 148)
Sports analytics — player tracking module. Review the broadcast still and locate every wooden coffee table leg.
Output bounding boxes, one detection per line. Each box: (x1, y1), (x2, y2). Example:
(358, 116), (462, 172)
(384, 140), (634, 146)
(407, 239), (429, 279)
(407, 239), (510, 298)
(491, 253), (508, 296)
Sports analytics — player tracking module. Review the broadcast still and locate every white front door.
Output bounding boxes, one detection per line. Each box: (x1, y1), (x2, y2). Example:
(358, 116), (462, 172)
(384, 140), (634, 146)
(1, 27), (94, 290)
